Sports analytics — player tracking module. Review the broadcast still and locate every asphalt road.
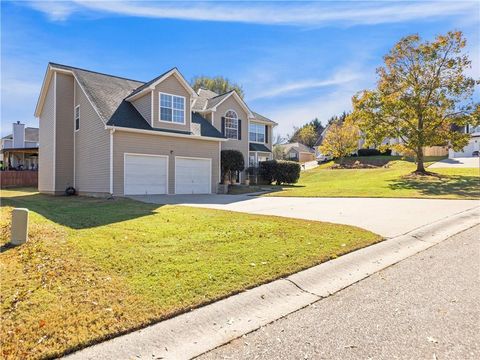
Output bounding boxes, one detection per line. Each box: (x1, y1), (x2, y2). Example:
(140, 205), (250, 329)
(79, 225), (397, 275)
(200, 225), (480, 360)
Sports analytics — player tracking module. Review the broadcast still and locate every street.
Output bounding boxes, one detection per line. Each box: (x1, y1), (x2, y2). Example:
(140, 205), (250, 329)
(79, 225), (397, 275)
(200, 225), (480, 360)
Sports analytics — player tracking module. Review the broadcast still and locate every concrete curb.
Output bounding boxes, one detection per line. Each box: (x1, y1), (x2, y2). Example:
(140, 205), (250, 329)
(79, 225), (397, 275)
(65, 206), (480, 360)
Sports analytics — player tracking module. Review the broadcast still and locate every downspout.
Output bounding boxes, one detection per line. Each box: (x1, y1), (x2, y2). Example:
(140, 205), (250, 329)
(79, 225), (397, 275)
(109, 127), (115, 195)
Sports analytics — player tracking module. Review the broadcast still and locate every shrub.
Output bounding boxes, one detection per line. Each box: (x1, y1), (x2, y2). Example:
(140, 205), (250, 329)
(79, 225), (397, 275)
(276, 161), (301, 184)
(221, 150), (245, 183)
(259, 161), (276, 184)
(259, 160), (301, 185)
(357, 148), (392, 156)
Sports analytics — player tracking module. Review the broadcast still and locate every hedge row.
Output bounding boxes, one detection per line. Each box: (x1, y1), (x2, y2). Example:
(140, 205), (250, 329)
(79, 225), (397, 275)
(259, 160), (301, 185)
(357, 148), (392, 156)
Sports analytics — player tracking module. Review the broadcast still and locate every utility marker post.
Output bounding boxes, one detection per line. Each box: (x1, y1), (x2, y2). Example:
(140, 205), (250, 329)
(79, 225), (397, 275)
(11, 208), (29, 245)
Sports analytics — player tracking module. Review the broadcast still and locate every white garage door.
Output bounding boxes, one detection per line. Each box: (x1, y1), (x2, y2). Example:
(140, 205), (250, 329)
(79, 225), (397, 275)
(175, 157), (211, 194)
(124, 154), (168, 195)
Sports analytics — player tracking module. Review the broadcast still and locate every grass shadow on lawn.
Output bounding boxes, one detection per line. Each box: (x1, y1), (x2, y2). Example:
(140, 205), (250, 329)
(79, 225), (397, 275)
(1, 190), (161, 229)
(388, 174), (480, 198)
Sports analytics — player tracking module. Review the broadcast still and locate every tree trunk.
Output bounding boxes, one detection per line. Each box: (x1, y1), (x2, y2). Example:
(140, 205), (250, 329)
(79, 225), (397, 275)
(415, 146), (426, 173)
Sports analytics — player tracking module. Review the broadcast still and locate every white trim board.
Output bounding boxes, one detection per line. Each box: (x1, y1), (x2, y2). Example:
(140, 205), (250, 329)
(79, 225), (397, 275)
(105, 125), (227, 142)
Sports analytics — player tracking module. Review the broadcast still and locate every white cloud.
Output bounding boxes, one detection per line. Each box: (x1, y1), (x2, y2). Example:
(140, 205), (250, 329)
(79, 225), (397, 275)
(25, 0), (79, 21)
(22, 0), (479, 26)
(248, 70), (360, 100)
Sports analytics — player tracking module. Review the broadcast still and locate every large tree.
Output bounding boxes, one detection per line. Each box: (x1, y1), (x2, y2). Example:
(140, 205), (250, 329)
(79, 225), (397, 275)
(191, 76), (244, 98)
(319, 122), (360, 162)
(350, 31), (479, 174)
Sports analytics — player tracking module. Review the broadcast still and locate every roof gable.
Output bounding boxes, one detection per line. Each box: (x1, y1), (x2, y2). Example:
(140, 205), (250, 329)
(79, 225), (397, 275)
(125, 68), (196, 101)
(207, 91), (253, 117)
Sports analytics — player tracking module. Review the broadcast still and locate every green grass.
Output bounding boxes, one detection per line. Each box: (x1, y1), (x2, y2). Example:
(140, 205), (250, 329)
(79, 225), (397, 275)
(0, 189), (380, 359)
(268, 156), (480, 199)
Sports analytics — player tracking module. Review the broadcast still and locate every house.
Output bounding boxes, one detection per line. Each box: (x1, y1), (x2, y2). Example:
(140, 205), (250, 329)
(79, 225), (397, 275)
(313, 123), (332, 161)
(34, 63), (276, 196)
(449, 125), (480, 158)
(278, 142), (315, 162)
(0, 122), (39, 170)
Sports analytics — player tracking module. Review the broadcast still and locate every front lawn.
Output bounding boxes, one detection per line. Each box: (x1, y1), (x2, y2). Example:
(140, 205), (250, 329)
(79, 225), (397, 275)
(0, 189), (380, 359)
(268, 156), (479, 199)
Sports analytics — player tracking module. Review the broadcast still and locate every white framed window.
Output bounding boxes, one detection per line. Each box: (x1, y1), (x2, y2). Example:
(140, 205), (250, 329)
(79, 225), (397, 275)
(225, 110), (238, 139)
(159, 92), (185, 124)
(74, 105), (80, 131)
(249, 122), (265, 143)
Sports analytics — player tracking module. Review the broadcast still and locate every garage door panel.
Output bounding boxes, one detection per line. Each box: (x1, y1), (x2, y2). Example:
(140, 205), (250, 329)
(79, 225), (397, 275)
(124, 154), (167, 195)
(175, 157), (211, 194)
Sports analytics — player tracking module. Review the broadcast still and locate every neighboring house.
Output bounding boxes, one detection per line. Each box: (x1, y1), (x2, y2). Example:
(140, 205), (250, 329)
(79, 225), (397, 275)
(0, 122), (39, 170)
(449, 124), (480, 158)
(278, 142), (315, 162)
(34, 63), (276, 196)
(313, 124), (331, 160)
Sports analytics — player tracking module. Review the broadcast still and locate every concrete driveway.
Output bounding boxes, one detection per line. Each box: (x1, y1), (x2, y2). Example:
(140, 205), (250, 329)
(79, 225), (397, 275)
(429, 156), (480, 168)
(130, 194), (479, 237)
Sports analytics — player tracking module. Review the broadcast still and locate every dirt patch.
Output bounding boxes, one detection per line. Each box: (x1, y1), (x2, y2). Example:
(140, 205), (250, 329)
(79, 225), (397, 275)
(331, 159), (391, 169)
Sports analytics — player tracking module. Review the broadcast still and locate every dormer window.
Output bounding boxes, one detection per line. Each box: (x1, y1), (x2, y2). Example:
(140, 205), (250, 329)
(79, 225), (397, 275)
(160, 92), (185, 124)
(225, 110), (238, 139)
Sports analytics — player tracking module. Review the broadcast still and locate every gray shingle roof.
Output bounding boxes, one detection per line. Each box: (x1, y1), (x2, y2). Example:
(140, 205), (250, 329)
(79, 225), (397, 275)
(197, 88), (218, 98)
(192, 97), (208, 111)
(193, 88), (277, 127)
(252, 111), (277, 125)
(126, 67), (177, 98)
(249, 143), (271, 152)
(279, 142), (315, 154)
(49, 63), (224, 139)
(206, 91), (235, 109)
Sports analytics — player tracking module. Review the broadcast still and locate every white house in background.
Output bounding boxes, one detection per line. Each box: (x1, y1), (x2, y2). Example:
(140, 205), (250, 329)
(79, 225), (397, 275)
(0, 122), (39, 169)
(449, 124), (480, 158)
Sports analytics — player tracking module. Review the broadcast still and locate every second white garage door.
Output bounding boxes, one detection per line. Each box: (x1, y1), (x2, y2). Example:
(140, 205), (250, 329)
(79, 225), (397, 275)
(124, 154), (168, 195)
(175, 157), (211, 194)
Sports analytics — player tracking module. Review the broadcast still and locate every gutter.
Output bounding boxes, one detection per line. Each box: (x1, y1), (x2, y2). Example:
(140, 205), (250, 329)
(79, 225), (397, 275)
(105, 125), (227, 142)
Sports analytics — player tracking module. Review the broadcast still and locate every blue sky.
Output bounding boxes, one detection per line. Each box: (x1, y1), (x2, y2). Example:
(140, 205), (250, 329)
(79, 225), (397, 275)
(1, 1), (479, 138)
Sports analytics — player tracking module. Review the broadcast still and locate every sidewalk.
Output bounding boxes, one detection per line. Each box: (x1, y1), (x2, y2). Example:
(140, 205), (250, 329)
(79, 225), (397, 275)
(65, 207), (479, 360)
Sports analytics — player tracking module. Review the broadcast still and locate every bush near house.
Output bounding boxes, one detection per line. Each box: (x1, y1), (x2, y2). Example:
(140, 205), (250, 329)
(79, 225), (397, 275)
(259, 160), (301, 185)
(221, 150), (244, 183)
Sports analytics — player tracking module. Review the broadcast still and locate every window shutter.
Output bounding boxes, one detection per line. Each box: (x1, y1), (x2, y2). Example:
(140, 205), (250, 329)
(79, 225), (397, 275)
(221, 117), (225, 136)
(265, 125), (268, 144)
(238, 119), (242, 140)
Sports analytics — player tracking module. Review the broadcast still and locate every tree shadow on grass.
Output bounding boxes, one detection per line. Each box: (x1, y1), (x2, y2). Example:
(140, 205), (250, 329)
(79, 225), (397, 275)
(388, 174), (480, 198)
(1, 191), (162, 229)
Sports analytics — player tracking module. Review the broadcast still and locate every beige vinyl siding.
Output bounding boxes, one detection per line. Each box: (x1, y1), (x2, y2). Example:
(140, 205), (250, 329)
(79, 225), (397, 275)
(74, 79), (111, 194)
(132, 91), (152, 125)
(151, 74), (191, 131)
(55, 72), (74, 191)
(38, 74), (55, 192)
(113, 131), (220, 195)
(2, 139), (13, 148)
(214, 96), (249, 173)
(25, 141), (38, 147)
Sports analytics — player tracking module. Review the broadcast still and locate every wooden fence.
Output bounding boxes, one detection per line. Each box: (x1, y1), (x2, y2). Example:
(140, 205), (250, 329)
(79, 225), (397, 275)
(0, 171), (38, 188)
(423, 146), (448, 157)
